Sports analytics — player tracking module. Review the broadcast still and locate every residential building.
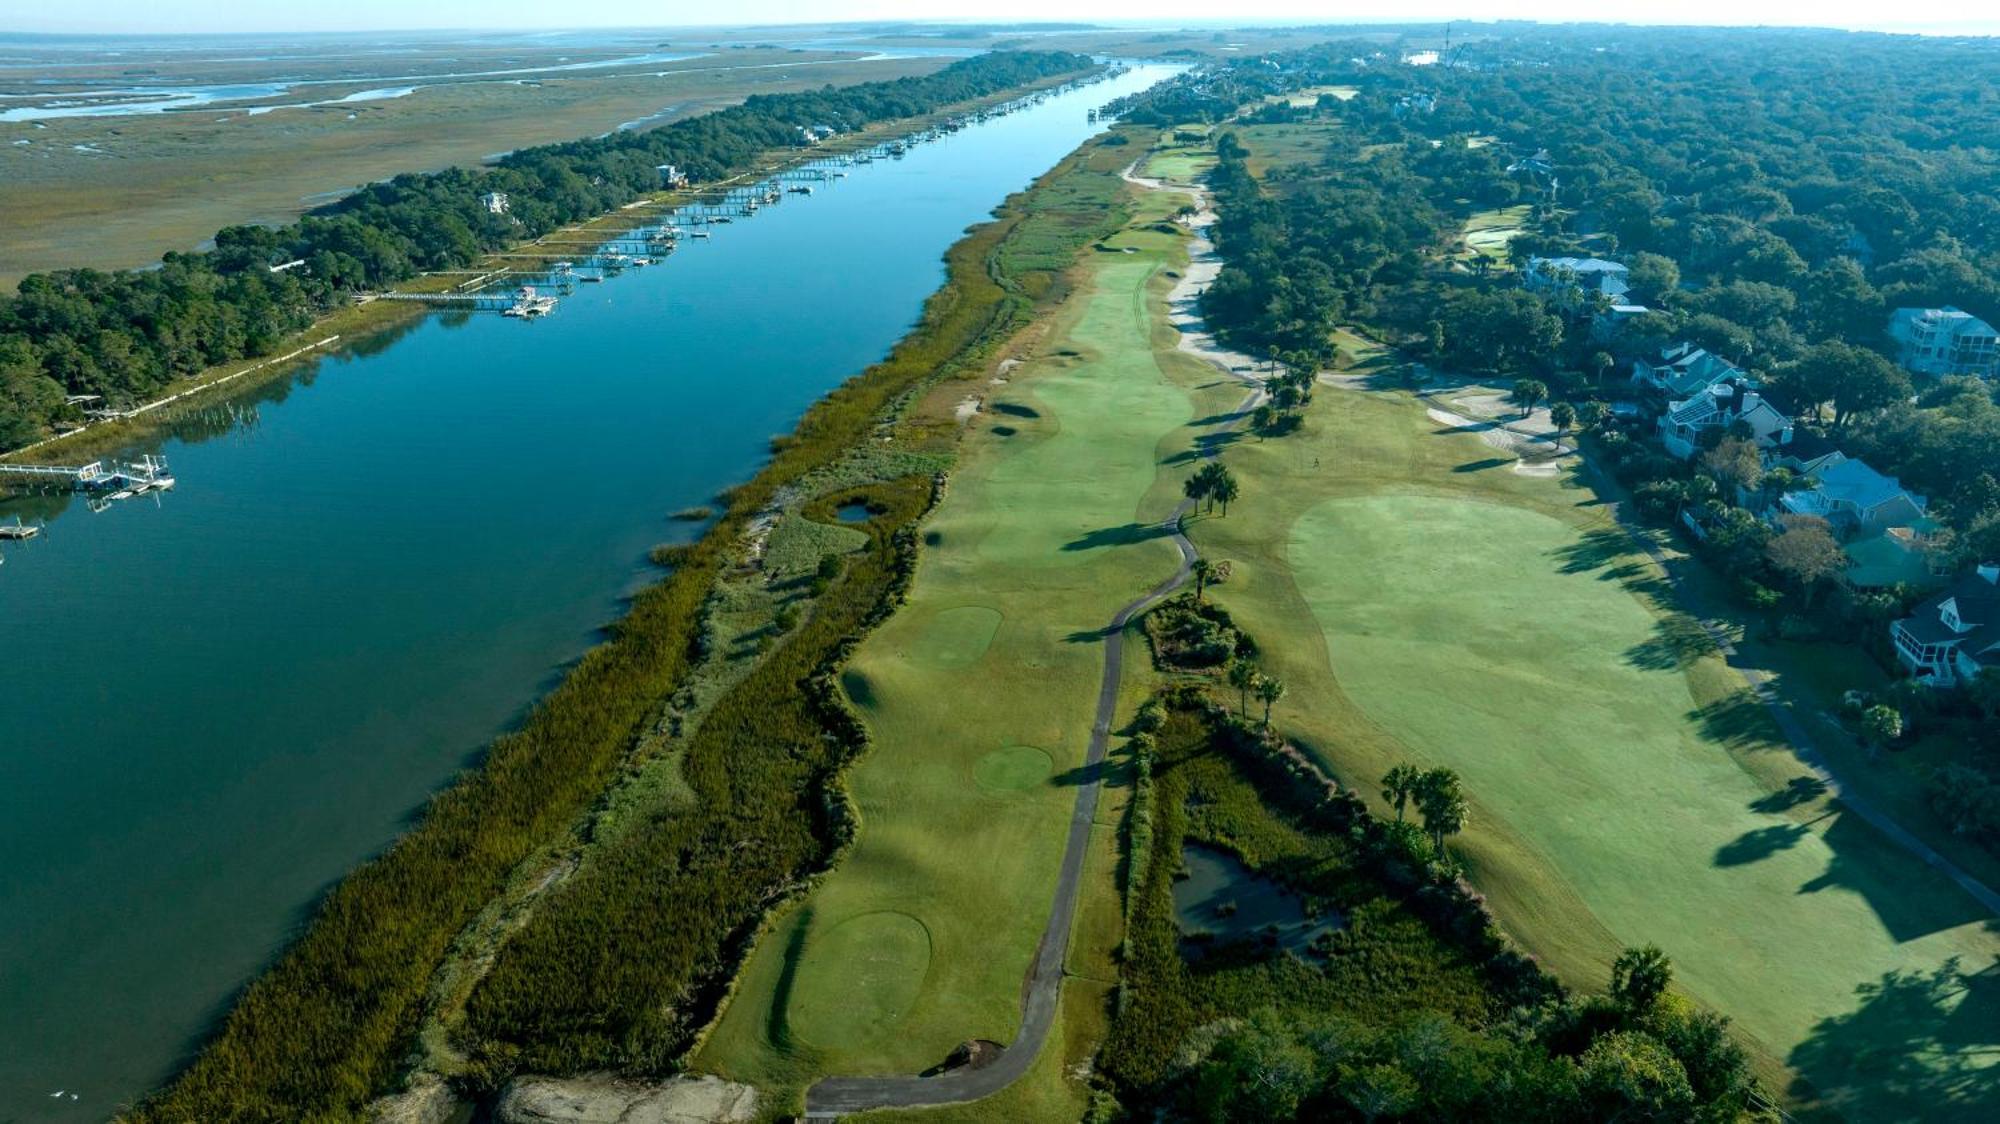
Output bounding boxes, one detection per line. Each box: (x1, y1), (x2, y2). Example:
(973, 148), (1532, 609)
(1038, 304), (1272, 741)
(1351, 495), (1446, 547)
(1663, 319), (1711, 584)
(1892, 564), (2000, 685)
(1845, 520), (1945, 590)
(1591, 302), (1651, 342)
(1630, 343), (1747, 399)
(1778, 456), (1928, 536)
(1766, 431), (1845, 477)
(1887, 306), (1999, 378)
(656, 164), (689, 188)
(1523, 256), (1630, 310)
(480, 191), (510, 215)
(1656, 378), (1793, 459)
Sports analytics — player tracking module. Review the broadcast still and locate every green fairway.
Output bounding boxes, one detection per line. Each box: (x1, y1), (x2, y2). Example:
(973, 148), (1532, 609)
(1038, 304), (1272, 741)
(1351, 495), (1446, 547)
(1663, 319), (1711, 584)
(697, 178), (1211, 1110)
(1179, 376), (2000, 1120)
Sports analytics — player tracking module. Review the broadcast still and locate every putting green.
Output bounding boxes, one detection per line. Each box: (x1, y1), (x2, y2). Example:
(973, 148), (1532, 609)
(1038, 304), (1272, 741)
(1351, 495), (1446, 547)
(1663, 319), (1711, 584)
(974, 745), (1054, 794)
(786, 911), (933, 1049)
(907, 605), (1004, 668)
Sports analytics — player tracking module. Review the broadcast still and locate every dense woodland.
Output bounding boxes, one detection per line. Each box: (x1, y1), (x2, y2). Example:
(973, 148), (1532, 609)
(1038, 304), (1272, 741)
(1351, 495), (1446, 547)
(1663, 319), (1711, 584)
(0, 50), (1091, 451)
(1116, 27), (2000, 847)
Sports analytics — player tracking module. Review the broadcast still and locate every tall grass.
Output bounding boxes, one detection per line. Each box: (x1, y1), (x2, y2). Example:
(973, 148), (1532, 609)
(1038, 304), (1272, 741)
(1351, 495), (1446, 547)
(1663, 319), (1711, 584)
(123, 104), (1122, 1124)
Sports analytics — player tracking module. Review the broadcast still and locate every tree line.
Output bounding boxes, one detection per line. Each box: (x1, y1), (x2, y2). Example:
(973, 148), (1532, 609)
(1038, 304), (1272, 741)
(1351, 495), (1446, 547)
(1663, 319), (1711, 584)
(0, 51), (1093, 451)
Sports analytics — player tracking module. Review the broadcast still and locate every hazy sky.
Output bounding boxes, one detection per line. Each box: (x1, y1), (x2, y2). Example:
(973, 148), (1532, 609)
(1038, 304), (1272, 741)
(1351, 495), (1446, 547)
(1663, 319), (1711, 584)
(2, 1), (1989, 36)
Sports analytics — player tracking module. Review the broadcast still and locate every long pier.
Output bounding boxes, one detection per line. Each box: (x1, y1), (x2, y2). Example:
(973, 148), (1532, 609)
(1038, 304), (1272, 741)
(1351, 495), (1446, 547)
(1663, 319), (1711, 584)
(0, 455), (174, 493)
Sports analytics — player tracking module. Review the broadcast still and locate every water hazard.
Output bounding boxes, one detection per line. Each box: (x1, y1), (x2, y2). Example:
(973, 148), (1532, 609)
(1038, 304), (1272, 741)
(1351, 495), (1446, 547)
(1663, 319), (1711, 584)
(0, 62), (1175, 1119)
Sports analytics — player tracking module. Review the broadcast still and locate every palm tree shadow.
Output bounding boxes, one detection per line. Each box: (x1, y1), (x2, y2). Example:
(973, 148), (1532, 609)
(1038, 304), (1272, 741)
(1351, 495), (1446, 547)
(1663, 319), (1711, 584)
(1063, 521), (1174, 552)
(1625, 616), (1720, 671)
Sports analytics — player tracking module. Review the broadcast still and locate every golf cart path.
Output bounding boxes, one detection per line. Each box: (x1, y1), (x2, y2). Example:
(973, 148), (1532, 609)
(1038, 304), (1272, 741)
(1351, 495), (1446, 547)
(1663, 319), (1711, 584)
(803, 164), (1266, 1119)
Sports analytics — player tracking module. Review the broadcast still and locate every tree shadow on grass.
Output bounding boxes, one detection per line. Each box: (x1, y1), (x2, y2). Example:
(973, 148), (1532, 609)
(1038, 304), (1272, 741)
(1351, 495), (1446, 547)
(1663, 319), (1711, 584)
(1714, 823), (1812, 866)
(1625, 616), (1721, 671)
(1687, 691), (1782, 751)
(1063, 521), (1174, 552)
(1162, 428), (1246, 466)
(1796, 813), (1991, 942)
(990, 401), (1039, 418)
(1552, 527), (1636, 575)
(1051, 761), (1109, 787)
(1064, 624), (1117, 643)
(1788, 955), (2000, 1124)
(1751, 776), (1829, 814)
(1452, 457), (1513, 473)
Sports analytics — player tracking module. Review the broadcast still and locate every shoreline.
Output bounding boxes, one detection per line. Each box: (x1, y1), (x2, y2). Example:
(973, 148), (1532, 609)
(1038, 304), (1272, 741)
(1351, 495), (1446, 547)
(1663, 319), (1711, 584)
(1, 65), (1107, 479)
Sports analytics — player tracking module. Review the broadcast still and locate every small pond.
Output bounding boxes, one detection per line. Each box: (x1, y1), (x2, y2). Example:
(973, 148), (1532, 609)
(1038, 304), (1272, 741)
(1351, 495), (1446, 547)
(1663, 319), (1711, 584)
(835, 501), (875, 524)
(1172, 843), (1342, 959)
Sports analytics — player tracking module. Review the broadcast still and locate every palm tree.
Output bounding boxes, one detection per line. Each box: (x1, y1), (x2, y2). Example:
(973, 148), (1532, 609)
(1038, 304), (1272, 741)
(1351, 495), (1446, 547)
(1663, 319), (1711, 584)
(1228, 659), (1258, 717)
(1255, 674), (1286, 726)
(1191, 557), (1215, 603)
(1212, 468), (1241, 516)
(1183, 471), (1211, 509)
(1610, 945), (1673, 1015)
(1380, 764), (1423, 822)
(1414, 767), (1468, 856)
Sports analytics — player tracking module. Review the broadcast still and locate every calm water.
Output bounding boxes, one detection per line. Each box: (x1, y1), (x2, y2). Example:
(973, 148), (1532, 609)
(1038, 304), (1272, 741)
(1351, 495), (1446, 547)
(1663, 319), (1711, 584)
(0, 63), (1172, 1119)
(1172, 843), (1342, 958)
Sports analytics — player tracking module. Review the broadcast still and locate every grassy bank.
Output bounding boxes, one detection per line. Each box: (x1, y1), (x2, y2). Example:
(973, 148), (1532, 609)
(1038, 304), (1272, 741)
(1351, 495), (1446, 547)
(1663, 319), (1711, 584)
(121, 75), (1103, 1124)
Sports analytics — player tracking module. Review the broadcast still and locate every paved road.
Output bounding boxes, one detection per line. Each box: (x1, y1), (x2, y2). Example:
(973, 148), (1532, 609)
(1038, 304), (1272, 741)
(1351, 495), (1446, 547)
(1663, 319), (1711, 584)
(807, 173), (1263, 1117)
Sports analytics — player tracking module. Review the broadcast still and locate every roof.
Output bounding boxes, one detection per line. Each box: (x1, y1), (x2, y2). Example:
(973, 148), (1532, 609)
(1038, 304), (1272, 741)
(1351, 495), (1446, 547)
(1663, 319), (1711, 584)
(1531, 255), (1628, 276)
(1845, 523), (1940, 589)
(1899, 568), (2000, 662)
(1890, 305), (1998, 341)
(1810, 457), (1926, 514)
(1643, 345), (1747, 397)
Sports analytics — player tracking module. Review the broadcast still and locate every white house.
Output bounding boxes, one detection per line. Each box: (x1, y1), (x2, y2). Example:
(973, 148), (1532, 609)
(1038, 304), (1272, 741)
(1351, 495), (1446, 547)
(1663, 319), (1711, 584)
(1779, 456), (1928, 536)
(1887, 306), (1999, 378)
(480, 191), (510, 215)
(656, 164), (689, 188)
(1631, 343), (1746, 399)
(1523, 256), (1630, 310)
(1893, 564), (2000, 685)
(1656, 379), (1793, 459)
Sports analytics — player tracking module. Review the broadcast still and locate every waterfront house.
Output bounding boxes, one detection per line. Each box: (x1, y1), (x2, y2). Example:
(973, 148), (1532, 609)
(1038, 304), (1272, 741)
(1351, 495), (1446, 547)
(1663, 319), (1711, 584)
(1778, 456), (1928, 536)
(1657, 378), (1793, 459)
(1892, 563), (2000, 685)
(480, 191), (510, 215)
(1887, 306), (1999, 378)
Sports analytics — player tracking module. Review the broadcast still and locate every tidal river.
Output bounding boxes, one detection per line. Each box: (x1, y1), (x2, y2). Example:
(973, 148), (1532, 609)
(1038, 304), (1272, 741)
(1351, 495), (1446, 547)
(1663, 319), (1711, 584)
(0, 62), (1172, 1119)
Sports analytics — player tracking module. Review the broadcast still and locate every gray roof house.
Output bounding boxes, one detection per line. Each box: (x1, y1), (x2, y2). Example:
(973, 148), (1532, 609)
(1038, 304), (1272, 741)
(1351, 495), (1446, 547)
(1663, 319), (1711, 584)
(1893, 564), (2000, 686)
(1631, 343), (1747, 399)
(1523, 256), (1631, 310)
(1657, 379), (1793, 459)
(1887, 306), (1999, 378)
(1778, 456), (1928, 536)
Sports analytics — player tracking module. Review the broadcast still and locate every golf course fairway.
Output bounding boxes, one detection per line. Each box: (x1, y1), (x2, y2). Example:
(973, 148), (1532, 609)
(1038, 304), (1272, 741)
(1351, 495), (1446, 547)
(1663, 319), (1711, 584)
(697, 176), (1210, 1114)
(1181, 373), (1999, 1121)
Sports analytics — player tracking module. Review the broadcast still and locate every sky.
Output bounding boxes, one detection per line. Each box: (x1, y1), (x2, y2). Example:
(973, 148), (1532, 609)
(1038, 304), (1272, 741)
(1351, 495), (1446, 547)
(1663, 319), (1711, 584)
(0, 1), (1991, 36)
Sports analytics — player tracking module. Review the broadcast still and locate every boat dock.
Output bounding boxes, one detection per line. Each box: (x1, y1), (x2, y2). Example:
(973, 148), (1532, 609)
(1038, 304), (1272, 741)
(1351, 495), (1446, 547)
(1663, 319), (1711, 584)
(0, 454), (175, 495)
